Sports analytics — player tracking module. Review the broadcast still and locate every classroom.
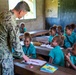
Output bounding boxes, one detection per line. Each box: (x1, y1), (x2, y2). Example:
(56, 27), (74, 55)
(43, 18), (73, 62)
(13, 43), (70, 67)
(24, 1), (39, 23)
(0, 0), (76, 75)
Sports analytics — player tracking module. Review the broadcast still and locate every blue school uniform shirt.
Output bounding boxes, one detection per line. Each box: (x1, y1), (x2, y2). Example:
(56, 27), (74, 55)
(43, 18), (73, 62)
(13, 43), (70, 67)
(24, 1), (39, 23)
(48, 35), (54, 43)
(22, 43), (36, 58)
(63, 28), (66, 36)
(64, 31), (76, 48)
(48, 34), (58, 43)
(20, 27), (27, 33)
(70, 55), (76, 65)
(49, 46), (64, 66)
(24, 27), (27, 32)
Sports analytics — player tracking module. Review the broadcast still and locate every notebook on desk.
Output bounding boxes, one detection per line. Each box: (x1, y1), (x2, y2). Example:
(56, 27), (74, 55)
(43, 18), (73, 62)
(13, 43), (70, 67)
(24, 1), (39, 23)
(22, 59), (47, 66)
(40, 63), (58, 73)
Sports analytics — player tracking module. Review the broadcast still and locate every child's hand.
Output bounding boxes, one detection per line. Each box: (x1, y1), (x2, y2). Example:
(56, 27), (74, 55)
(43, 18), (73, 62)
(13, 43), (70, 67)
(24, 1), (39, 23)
(66, 48), (72, 51)
(65, 54), (70, 61)
(67, 53), (71, 57)
(23, 55), (29, 62)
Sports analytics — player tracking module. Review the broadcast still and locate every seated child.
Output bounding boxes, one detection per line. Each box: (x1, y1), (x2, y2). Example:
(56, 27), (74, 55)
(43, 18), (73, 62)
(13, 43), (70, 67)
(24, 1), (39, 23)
(57, 25), (63, 35)
(65, 43), (76, 70)
(49, 35), (64, 66)
(53, 24), (57, 28)
(63, 24), (75, 36)
(64, 24), (76, 48)
(22, 32), (36, 58)
(19, 22), (27, 33)
(48, 26), (58, 44)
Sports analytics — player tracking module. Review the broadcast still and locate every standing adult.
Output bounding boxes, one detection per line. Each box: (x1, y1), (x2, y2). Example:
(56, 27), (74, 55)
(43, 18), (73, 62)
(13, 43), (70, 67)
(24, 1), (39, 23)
(0, 1), (30, 75)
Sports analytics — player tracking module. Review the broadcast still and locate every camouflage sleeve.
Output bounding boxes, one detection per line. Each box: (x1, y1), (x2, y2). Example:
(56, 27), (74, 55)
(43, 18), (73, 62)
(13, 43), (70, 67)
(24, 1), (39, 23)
(10, 24), (24, 58)
(5, 13), (24, 58)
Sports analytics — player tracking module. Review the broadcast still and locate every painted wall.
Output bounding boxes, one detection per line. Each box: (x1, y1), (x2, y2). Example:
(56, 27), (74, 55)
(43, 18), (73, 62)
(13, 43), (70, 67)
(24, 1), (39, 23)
(17, 0), (45, 31)
(0, 0), (8, 11)
(0, 0), (45, 31)
(45, 0), (76, 30)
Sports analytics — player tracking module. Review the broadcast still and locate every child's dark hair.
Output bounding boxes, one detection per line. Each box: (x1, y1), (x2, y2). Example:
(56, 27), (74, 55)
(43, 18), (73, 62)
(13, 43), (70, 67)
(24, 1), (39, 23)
(70, 23), (76, 30)
(72, 43), (76, 55)
(53, 24), (57, 29)
(52, 35), (64, 46)
(72, 43), (76, 51)
(66, 24), (76, 30)
(57, 25), (62, 31)
(24, 32), (32, 41)
(49, 26), (57, 32)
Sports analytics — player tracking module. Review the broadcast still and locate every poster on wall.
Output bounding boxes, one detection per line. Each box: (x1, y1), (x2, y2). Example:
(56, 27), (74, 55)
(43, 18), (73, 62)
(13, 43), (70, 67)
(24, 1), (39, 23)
(8, 0), (36, 19)
(45, 0), (58, 18)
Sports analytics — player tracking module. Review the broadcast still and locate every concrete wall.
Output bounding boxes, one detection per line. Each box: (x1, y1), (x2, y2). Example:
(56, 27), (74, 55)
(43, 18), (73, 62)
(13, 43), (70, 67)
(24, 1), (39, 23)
(45, 0), (76, 30)
(0, 0), (8, 11)
(0, 0), (45, 31)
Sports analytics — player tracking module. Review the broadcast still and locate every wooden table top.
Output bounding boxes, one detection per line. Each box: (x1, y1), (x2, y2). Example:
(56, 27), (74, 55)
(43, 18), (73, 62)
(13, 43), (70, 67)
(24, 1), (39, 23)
(35, 46), (66, 56)
(33, 36), (49, 44)
(14, 59), (76, 75)
(28, 30), (49, 37)
(35, 46), (50, 56)
(19, 30), (49, 40)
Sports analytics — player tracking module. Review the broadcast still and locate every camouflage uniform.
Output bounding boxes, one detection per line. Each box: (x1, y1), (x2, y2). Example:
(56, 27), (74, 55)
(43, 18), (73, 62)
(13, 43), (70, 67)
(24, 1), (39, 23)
(0, 10), (24, 75)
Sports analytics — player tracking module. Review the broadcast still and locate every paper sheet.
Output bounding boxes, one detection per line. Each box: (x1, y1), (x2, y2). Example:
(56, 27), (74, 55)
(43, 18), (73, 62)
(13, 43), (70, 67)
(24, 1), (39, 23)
(41, 44), (53, 49)
(19, 33), (24, 36)
(20, 41), (24, 46)
(41, 44), (63, 49)
(22, 59), (47, 66)
(20, 41), (33, 46)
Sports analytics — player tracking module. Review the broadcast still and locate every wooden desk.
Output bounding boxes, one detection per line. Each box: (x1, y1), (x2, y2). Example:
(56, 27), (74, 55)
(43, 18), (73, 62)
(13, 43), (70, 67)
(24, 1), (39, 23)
(35, 46), (50, 56)
(35, 46), (66, 56)
(14, 59), (76, 75)
(33, 36), (49, 44)
(28, 30), (49, 37)
(19, 30), (49, 40)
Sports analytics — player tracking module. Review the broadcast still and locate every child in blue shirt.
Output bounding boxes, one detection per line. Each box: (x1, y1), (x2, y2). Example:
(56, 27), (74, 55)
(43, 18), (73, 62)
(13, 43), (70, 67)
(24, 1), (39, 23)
(48, 27), (58, 44)
(57, 25), (63, 36)
(65, 43), (76, 70)
(19, 22), (27, 33)
(22, 32), (36, 58)
(64, 24), (76, 48)
(49, 35), (64, 66)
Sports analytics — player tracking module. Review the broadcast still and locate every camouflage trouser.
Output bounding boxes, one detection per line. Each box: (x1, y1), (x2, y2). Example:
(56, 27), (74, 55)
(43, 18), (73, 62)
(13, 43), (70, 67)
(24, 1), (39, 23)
(0, 54), (14, 75)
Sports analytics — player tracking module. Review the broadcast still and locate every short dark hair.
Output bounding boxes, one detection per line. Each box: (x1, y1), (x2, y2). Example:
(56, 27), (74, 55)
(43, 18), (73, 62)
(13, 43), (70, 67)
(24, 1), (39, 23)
(24, 32), (32, 41)
(58, 25), (62, 30)
(72, 43), (76, 54)
(49, 27), (57, 32)
(14, 1), (30, 12)
(66, 24), (76, 30)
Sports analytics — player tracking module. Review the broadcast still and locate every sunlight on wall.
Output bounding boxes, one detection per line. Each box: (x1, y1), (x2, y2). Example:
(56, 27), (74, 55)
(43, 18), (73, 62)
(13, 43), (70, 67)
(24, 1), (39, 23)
(45, 0), (58, 18)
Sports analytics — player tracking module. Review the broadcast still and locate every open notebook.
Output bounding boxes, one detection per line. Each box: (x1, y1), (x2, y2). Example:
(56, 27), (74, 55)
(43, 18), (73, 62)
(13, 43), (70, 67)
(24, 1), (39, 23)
(22, 59), (47, 66)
